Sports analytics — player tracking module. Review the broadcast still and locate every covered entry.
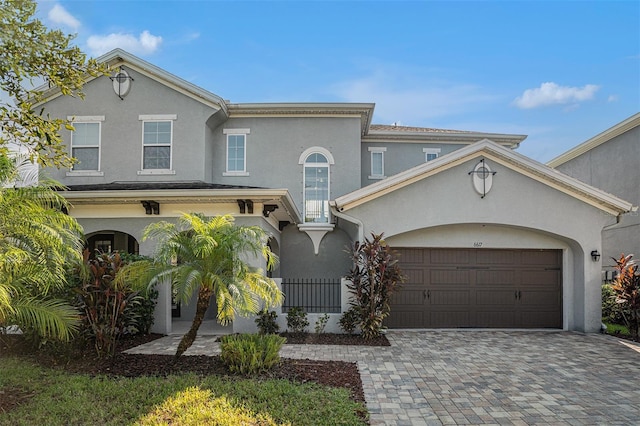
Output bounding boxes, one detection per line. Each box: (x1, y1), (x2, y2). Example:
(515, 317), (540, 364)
(386, 248), (562, 328)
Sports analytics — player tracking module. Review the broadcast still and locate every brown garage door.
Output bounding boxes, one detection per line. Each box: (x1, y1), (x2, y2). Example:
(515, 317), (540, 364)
(386, 248), (562, 328)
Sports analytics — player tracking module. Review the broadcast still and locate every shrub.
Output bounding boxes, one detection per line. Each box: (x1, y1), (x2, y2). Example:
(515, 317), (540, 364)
(220, 333), (286, 374)
(339, 308), (359, 335)
(286, 307), (309, 333)
(611, 254), (640, 339)
(255, 309), (280, 334)
(602, 283), (625, 325)
(314, 313), (330, 334)
(75, 251), (150, 357)
(345, 233), (405, 339)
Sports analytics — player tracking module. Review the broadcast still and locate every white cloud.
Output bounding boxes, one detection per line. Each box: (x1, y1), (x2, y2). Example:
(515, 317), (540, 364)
(332, 71), (499, 125)
(86, 30), (163, 56)
(607, 94), (618, 102)
(513, 82), (599, 109)
(48, 4), (80, 31)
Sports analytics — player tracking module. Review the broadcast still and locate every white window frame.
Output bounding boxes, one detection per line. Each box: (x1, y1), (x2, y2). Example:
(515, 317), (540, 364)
(299, 147), (334, 225)
(66, 115), (105, 177)
(368, 147), (386, 179)
(423, 148), (441, 162)
(138, 114), (176, 175)
(223, 128), (250, 176)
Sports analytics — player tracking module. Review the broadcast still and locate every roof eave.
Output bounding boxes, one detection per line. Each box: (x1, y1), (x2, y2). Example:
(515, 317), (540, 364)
(547, 112), (640, 168)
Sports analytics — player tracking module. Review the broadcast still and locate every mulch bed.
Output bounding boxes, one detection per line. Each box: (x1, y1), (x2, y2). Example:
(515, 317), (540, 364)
(1, 332), (390, 415)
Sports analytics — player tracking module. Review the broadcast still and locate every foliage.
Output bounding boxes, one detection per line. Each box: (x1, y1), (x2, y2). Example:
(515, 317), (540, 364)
(75, 251), (149, 357)
(1, 357), (367, 425)
(120, 213), (282, 358)
(136, 386), (279, 426)
(314, 313), (330, 334)
(345, 233), (405, 339)
(286, 307), (309, 333)
(603, 322), (631, 337)
(610, 254), (640, 339)
(255, 309), (280, 334)
(220, 333), (286, 375)
(602, 283), (625, 325)
(0, 0), (107, 168)
(339, 308), (360, 335)
(0, 154), (83, 342)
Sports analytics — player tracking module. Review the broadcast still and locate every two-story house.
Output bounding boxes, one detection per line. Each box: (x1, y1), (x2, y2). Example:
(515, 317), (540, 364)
(36, 49), (631, 334)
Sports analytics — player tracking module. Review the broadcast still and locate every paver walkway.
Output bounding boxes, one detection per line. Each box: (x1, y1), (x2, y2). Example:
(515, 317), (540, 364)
(126, 331), (640, 425)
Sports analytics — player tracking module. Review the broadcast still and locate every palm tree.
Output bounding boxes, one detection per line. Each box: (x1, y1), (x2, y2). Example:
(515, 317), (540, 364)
(123, 213), (282, 358)
(0, 154), (83, 341)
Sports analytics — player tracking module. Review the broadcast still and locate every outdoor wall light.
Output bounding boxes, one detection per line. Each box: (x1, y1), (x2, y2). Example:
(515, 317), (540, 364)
(591, 250), (601, 262)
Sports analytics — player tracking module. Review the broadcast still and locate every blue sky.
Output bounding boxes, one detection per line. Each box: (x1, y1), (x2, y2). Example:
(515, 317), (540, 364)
(38, 0), (639, 162)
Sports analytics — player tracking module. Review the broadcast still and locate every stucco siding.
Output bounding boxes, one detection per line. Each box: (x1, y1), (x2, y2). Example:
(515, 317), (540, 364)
(42, 70), (217, 185)
(555, 126), (640, 269)
(211, 116), (362, 213)
(361, 142), (463, 186)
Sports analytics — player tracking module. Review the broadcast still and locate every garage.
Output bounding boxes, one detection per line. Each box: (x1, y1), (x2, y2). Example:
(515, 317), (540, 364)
(385, 248), (562, 329)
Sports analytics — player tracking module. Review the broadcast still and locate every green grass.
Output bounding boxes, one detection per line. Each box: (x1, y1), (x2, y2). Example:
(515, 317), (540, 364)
(0, 357), (367, 426)
(604, 322), (631, 336)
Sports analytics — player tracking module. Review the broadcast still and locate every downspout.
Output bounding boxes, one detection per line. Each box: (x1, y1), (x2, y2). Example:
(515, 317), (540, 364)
(330, 201), (364, 243)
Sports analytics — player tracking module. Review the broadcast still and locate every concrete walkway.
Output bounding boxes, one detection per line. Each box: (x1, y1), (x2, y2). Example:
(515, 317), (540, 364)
(126, 331), (640, 425)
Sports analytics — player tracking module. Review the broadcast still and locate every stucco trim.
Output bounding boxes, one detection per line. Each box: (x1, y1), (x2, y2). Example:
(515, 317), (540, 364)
(60, 188), (302, 223)
(547, 112), (640, 168)
(334, 139), (633, 215)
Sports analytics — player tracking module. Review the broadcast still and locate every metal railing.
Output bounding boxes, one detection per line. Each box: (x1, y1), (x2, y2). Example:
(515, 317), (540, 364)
(282, 278), (341, 313)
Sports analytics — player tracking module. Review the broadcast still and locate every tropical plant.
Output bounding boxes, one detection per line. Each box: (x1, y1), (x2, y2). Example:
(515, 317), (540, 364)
(610, 254), (640, 339)
(121, 213), (282, 358)
(338, 308), (359, 335)
(75, 251), (151, 357)
(0, 0), (106, 168)
(0, 154), (83, 342)
(286, 307), (309, 333)
(255, 309), (280, 334)
(345, 233), (405, 339)
(220, 333), (286, 374)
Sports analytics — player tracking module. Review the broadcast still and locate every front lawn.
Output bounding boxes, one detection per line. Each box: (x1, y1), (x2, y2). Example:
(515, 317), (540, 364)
(0, 357), (367, 425)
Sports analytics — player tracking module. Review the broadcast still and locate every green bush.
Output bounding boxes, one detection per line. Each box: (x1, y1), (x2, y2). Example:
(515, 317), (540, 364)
(602, 283), (625, 324)
(220, 333), (286, 375)
(286, 307), (309, 333)
(339, 308), (359, 335)
(254, 309), (279, 334)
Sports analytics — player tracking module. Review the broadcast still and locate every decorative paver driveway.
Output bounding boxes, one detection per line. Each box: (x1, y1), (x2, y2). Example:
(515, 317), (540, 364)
(127, 331), (640, 425)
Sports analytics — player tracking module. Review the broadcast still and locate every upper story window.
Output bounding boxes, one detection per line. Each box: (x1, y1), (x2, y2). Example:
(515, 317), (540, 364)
(138, 114), (176, 175)
(368, 147), (386, 179)
(67, 115), (104, 176)
(223, 128), (250, 176)
(423, 148), (441, 162)
(299, 147), (335, 224)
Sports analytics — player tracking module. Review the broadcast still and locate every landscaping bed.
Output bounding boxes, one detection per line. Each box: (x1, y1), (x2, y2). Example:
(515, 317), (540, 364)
(1, 331), (390, 415)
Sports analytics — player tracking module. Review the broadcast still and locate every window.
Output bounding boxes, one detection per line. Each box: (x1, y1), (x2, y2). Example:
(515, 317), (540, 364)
(139, 114), (176, 173)
(368, 147), (386, 179)
(223, 129), (250, 176)
(423, 148), (441, 162)
(68, 116), (104, 174)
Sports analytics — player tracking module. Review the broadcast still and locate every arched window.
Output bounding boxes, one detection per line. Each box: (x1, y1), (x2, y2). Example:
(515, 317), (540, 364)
(303, 152), (330, 223)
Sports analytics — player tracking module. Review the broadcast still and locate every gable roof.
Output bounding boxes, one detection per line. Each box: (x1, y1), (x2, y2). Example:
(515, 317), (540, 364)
(34, 49), (228, 114)
(547, 112), (640, 168)
(333, 139), (632, 216)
